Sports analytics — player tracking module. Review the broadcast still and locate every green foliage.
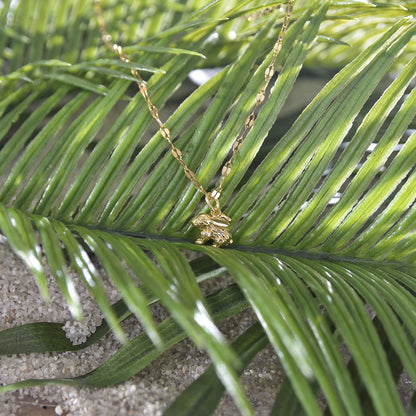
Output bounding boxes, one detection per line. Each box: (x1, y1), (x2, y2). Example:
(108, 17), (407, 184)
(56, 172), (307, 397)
(1, 1), (416, 415)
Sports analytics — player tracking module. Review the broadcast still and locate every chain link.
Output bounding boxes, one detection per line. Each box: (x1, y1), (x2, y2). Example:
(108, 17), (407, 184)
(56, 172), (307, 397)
(94, 0), (293, 213)
(213, 0), (293, 197)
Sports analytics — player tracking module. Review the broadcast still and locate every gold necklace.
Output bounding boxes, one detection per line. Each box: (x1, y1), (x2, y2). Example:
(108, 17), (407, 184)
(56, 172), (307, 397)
(94, 0), (293, 247)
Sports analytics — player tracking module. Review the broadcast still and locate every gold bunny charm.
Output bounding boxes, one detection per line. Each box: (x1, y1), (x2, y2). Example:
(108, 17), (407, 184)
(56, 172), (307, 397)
(192, 192), (233, 248)
(192, 212), (233, 248)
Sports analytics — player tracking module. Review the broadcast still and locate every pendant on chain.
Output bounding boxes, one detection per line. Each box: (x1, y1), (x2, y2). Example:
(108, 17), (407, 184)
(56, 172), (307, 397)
(95, 0), (293, 249)
(192, 211), (233, 248)
(192, 193), (233, 248)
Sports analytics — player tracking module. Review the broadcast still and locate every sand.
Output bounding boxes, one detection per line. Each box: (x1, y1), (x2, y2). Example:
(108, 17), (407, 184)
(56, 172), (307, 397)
(0, 241), (283, 416)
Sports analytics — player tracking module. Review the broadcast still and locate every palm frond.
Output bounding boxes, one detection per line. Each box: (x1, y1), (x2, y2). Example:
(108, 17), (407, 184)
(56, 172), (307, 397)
(1, 1), (416, 415)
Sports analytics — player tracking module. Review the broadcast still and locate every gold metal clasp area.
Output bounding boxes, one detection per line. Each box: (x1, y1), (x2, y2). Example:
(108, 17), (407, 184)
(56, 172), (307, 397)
(192, 192), (233, 248)
(205, 191), (221, 215)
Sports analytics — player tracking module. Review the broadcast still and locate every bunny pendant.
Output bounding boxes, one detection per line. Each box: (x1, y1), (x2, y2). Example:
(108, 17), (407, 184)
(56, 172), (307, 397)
(192, 212), (233, 248)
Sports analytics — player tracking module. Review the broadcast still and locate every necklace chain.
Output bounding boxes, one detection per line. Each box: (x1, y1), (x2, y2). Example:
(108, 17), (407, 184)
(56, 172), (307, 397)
(95, 0), (293, 245)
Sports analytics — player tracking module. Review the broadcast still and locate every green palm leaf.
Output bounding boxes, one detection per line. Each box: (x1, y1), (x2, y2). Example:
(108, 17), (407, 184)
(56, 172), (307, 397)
(1, 1), (416, 415)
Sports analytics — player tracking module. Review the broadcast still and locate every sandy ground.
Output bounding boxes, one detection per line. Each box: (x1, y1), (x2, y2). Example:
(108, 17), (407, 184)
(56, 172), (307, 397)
(0, 242), (284, 416)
